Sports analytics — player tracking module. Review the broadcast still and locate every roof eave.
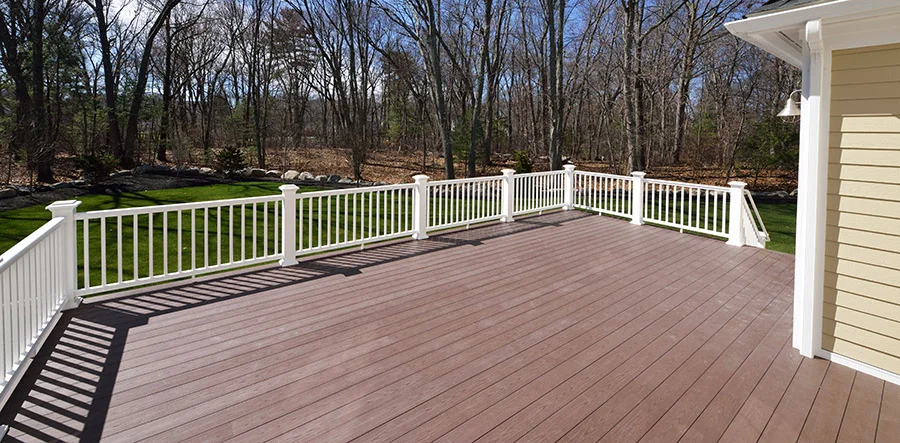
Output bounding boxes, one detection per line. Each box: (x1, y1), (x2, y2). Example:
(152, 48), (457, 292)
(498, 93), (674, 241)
(726, 0), (899, 67)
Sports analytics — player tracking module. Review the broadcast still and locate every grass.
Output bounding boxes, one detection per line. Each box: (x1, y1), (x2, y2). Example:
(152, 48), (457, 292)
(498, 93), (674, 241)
(753, 202), (797, 254)
(0, 182), (319, 255)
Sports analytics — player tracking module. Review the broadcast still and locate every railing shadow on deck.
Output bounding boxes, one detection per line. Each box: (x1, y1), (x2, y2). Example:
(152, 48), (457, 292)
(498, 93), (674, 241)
(0, 210), (590, 442)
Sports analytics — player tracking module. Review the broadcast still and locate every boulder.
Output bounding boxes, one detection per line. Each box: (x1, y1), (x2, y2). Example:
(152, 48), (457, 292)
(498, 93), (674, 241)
(12, 185), (33, 195)
(113, 170), (132, 177)
(71, 179), (86, 186)
(282, 170), (301, 180)
(338, 177), (354, 184)
(35, 185), (53, 192)
(299, 171), (315, 181)
(790, 189), (799, 197)
(266, 169), (282, 178)
(327, 174), (341, 183)
(0, 187), (17, 199)
(134, 164), (153, 174)
(152, 164), (172, 173)
(199, 167), (216, 175)
(775, 191), (789, 198)
(184, 167), (201, 176)
(249, 168), (266, 177)
(315, 175), (328, 182)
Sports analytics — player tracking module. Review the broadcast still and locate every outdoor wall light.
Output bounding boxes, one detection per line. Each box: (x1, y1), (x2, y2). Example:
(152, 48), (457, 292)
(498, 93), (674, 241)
(777, 90), (802, 117)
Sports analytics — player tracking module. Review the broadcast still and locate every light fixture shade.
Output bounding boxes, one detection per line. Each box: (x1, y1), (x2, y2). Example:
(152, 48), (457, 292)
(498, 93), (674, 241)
(777, 96), (801, 117)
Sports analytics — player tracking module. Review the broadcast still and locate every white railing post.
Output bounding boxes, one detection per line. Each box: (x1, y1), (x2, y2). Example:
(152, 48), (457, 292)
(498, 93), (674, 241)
(279, 184), (299, 266)
(46, 200), (82, 310)
(630, 171), (646, 225)
(727, 181), (747, 247)
(500, 169), (516, 222)
(563, 164), (576, 210)
(412, 174), (430, 239)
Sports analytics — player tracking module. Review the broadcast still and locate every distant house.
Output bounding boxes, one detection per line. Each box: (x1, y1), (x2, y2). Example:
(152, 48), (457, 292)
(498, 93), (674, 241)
(727, 0), (900, 384)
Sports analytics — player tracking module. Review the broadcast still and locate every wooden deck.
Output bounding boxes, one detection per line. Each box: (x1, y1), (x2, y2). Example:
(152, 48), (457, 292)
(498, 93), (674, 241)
(1, 211), (898, 442)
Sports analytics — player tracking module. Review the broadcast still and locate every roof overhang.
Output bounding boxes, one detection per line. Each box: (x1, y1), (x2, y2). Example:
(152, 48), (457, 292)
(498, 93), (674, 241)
(726, 0), (900, 67)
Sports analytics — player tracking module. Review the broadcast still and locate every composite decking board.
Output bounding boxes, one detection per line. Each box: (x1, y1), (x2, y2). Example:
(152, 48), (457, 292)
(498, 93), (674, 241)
(475, 250), (781, 443)
(59, 215), (600, 402)
(757, 358), (831, 443)
(798, 362), (857, 443)
(597, 272), (795, 443)
(836, 373), (883, 442)
(546, 254), (790, 443)
(2, 212), (898, 443)
(137, 218), (692, 440)
(404, 245), (769, 443)
(717, 335), (807, 442)
(255, 226), (739, 442)
(877, 382), (900, 442)
(352, 236), (741, 443)
(649, 293), (795, 442)
(10, 217), (616, 438)
(28, 213), (616, 436)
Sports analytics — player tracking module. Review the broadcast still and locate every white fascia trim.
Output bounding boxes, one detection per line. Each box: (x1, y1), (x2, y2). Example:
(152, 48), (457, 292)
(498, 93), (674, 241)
(725, 0), (900, 67)
(818, 350), (900, 386)
(726, 0), (900, 36)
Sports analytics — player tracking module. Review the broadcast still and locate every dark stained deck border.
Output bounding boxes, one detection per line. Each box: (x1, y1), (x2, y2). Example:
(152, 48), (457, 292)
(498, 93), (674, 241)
(0, 210), (896, 442)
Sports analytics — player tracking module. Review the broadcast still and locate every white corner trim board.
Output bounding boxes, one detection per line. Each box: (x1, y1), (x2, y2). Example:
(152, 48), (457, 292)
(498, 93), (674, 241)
(818, 350), (900, 387)
(792, 18), (831, 359)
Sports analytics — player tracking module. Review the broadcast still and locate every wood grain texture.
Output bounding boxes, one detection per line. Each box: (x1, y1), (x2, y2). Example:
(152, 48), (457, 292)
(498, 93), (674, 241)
(0, 211), (895, 443)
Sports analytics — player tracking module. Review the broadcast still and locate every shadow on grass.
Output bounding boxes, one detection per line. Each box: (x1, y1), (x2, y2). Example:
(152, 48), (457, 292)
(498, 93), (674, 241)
(0, 210), (589, 442)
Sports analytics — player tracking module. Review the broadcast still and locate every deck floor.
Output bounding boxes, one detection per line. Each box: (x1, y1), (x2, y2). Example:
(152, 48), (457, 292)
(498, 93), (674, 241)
(2, 211), (898, 442)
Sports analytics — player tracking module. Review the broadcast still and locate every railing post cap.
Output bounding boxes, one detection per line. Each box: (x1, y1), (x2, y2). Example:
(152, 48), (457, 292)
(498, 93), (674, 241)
(46, 200), (82, 211)
(412, 174), (429, 183)
(563, 164), (576, 171)
(279, 184), (300, 192)
(728, 181), (747, 188)
(631, 171), (646, 177)
(500, 169), (515, 176)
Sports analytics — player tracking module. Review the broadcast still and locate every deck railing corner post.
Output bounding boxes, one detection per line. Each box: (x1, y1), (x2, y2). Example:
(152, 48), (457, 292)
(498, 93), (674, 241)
(500, 169), (516, 222)
(279, 184), (300, 266)
(563, 164), (576, 210)
(727, 181), (747, 247)
(46, 200), (82, 309)
(412, 174), (430, 239)
(630, 171), (646, 225)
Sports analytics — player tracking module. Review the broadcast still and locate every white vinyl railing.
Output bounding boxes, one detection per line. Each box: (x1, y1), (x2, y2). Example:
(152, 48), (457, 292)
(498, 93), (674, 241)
(74, 195), (284, 295)
(513, 171), (566, 215)
(428, 176), (504, 230)
(642, 178), (732, 238)
(294, 184), (416, 255)
(0, 165), (770, 409)
(572, 171), (633, 218)
(1, 201), (80, 409)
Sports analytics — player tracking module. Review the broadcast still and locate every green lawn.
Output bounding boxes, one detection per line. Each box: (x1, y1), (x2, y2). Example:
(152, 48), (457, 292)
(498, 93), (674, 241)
(0, 182), (318, 255)
(754, 202), (797, 254)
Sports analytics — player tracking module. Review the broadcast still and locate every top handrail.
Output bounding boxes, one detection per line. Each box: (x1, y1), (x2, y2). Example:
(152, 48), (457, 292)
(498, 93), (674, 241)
(429, 175), (503, 185)
(75, 194), (283, 219)
(514, 170), (566, 178)
(297, 183), (415, 198)
(0, 217), (64, 272)
(643, 178), (730, 192)
(573, 171), (631, 180)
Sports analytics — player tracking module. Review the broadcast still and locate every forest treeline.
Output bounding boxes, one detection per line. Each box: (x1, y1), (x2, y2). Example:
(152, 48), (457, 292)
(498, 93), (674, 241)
(0, 0), (801, 184)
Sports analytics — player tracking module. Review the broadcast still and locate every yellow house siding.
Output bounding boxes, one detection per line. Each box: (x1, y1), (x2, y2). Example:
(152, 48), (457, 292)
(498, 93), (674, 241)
(824, 43), (900, 374)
